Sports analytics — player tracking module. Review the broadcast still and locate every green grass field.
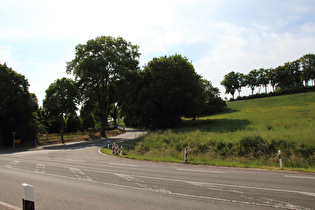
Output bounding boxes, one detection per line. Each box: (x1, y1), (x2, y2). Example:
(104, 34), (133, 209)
(103, 92), (315, 171)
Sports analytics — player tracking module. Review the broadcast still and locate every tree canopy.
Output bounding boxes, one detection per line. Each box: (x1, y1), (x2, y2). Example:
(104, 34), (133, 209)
(221, 53), (315, 98)
(0, 63), (38, 147)
(66, 36), (140, 137)
(43, 77), (78, 143)
(119, 54), (206, 129)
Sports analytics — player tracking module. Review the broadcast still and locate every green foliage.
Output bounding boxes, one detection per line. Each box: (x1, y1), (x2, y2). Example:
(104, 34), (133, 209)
(200, 79), (226, 115)
(239, 135), (267, 158)
(221, 71), (239, 99)
(116, 92), (315, 170)
(66, 36), (140, 137)
(0, 63), (38, 147)
(65, 113), (82, 133)
(43, 77), (78, 143)
(222, 54), (315, 99)
(119, 54), (220, 129)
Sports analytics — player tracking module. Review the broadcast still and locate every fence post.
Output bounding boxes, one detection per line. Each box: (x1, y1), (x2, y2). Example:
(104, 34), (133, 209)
(278, 150), (283, 169)
(22, 183), (35, 210)
(184, 147), (188, 164)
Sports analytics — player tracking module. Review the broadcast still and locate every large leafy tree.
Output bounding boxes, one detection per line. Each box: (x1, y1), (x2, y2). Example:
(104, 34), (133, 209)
(221, 71), (239, 99)
(43, 77), (78, 144)
(258, 68), (269, 94)
(0, 63), (38, 147)
(300, 53), (315, 86)
(268, 68), (277, 92)
(200, 79), (226, 115)
(119, 54), (204, 129)
(66, 36), (140, 137)
(246, 69), (259, 95)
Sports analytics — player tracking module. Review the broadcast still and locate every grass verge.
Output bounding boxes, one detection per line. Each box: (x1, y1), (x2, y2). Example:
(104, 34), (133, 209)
(102, 92), (315, 172)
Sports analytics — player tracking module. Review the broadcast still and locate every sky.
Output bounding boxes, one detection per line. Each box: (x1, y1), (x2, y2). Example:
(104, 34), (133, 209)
(1, 0), (315, 104)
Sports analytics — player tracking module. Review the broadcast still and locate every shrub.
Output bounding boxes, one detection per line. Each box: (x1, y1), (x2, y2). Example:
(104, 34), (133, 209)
(239, 135), (267, 158)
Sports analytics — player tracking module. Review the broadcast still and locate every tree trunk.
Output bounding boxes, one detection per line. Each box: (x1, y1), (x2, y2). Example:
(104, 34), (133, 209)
(61, 113), (65, 144)
(0, 127), (3, 148)
(100, 117), (107, 138)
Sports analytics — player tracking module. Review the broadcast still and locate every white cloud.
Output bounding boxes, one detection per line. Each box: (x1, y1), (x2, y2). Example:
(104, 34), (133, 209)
(195, 21), (315, 98)
(1, 0), (315, 102)
(0, 45), (21, 67)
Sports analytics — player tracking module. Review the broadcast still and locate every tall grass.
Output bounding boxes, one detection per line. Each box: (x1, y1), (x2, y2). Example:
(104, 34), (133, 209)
(116, 92), (315, 171)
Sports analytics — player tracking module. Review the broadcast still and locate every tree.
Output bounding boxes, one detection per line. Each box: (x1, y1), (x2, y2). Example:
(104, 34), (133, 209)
(221, 71), (239, 99)
(246, 69), (259, 95)
(268, 68), (277, 92)
(236, 73), (246, 97)
(80, 103), (96, 131)
(66, 36), (140, 137)
(43, 77), (78, 144)
(65, 113), (82, 133)
(200, 79), (226, 115)
(300, 53), (315, 86)
(258, 68), (269, 94)
(119, 54), (204, 129)
(0, 63), (38, 147)
(285, 61), (303, 88)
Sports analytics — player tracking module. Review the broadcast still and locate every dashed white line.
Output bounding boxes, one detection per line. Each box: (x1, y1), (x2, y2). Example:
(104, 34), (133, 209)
(176, 168), (225, 174)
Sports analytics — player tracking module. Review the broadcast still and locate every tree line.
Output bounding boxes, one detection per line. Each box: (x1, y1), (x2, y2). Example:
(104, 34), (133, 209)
(0, 36), (226, 147)
(221, 54), (315, 99)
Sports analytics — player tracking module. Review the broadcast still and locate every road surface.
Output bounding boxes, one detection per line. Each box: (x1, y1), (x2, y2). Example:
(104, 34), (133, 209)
(1, 129), (314, 209)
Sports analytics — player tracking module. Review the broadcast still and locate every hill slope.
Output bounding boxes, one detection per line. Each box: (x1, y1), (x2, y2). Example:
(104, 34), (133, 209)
(117, 92), (315, 171)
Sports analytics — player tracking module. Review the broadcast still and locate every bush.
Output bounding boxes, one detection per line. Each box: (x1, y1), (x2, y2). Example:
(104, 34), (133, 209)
(239, 135), (267, 158)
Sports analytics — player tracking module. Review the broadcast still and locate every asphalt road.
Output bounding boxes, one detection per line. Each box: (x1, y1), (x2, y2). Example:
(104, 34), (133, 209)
(1, 129), (314, 210)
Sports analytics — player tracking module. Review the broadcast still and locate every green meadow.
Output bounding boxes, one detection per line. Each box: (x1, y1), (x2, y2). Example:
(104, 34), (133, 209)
(102, 92), (315, 171)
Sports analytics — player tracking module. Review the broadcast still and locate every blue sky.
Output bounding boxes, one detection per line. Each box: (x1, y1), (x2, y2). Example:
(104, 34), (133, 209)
(1, 0), (315, 103)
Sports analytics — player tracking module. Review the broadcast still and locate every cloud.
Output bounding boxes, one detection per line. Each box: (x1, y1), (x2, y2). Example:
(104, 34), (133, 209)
(194, 20), (315, 97)
(0, 45), (21, 67)
(1, 0), (315, 102)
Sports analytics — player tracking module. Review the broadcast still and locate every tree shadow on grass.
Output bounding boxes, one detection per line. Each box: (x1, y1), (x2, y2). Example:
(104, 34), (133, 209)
(177, 118), (251, 133)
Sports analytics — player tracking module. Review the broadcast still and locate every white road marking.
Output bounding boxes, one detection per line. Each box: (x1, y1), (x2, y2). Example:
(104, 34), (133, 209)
(2, 165), (313, 209)
(115, 173), (139, 182)
(115, 173), (172, 194)
(35, 164), (45, 174)
(176, 168), (225, 174)
(109, 163), (139, 167)
(69, 168), (93, 182)
(0, 201), (21, 210)
(285, 175), (315, 180)
(66, 159), (86, 163)
(5, 160), (20, 168)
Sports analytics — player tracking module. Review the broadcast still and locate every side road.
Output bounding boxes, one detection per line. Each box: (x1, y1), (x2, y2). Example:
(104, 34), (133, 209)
(0, 128), (147, 153)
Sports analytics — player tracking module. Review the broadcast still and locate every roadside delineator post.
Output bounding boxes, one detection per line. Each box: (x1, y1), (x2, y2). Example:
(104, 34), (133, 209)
(112, 143), (115, 154)
(115, 144), (119, 155)
(278, 150), (283, 169)
(184, 147), (188, 164)
(22, 183), (35, 210)
(120, 146), (123, 156)
(112, 143), (119, 155)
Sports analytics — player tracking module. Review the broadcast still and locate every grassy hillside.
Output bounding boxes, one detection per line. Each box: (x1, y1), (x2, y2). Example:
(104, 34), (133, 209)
(104, 92), (315, 171)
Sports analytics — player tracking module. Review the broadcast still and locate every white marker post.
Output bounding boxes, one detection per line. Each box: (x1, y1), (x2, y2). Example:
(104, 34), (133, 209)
(22, 183), (35, 210)
(120, 146), (123, 156)
(278, 150), (283, 169)
(184, 147), (188, 164)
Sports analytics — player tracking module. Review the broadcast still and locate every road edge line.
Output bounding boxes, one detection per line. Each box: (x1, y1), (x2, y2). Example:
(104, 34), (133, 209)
(0, 201), (21, 210)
